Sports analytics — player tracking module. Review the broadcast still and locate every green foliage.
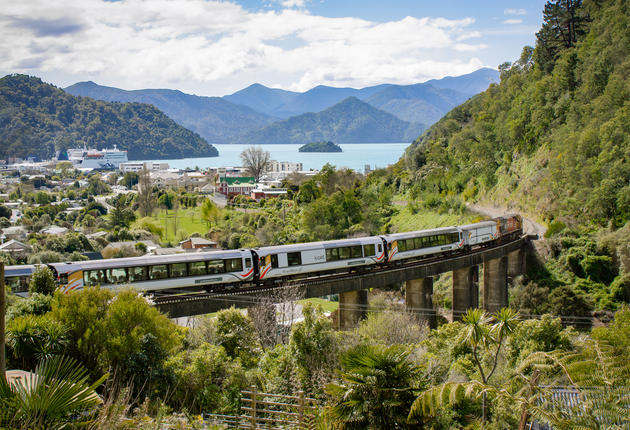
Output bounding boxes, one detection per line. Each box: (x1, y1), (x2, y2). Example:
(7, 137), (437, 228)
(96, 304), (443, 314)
(121, 171), (139, 189)
(505, 314), (574, 366)
(6, 293), (53, 320)
(212, 307), (262, 368)
(6, 314), (68, 370)
(0, 356), (106, 429)
(326, 344), (422, 430)
(0, 74), (218, 160)
(299, 141), (342, 152)
(28, 265), (56, 295)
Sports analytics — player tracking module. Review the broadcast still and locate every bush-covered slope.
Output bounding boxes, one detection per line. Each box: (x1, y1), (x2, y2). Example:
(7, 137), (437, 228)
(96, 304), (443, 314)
(238, 97), (424, 145)
(65, 81), (276, 144)
(404, 0), (629, 228)
(0, 75), (217, 160)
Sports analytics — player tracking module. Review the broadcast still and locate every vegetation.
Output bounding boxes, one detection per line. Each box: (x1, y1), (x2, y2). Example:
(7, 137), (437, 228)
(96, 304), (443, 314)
(0, 74), (218, 160)
(299, 141), (342, 152)
(240, 146), (271, 181)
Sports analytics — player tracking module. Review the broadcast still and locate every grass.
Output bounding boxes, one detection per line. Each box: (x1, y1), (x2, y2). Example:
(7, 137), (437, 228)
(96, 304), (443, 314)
(390, 204), (482, 232)
(151, 207), (209, 243)
(298, 297), (339, 313)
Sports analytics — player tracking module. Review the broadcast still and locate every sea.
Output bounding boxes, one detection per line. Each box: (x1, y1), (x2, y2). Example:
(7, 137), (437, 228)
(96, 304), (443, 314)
(143, 143), (410, 172)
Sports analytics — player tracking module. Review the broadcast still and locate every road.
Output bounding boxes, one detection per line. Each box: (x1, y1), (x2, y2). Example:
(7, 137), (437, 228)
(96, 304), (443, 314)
(467, 203), (546, 238)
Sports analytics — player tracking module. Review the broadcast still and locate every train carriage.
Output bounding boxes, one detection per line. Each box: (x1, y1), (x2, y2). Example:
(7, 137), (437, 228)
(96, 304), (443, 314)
(255, 236), (385, 281)
(383, 227), (463, 263)
(459, 221), (499, 247)
(48, 249), (255, 293)
(4, 265), (36, 296)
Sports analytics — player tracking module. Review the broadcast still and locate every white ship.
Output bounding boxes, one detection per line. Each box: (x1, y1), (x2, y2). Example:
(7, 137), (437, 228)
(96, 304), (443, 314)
(66, 145), (128, 170)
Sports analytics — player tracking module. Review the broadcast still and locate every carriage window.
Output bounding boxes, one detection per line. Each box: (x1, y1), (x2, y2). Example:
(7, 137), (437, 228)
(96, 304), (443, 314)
(287, 252), (302, 266)
(407, 239), (416, 250)
(189, 261), (207, 276)
(170, 263), (187, 278)
(128, 266), (147, 282)
(271, 254), (279, 268)
(107, 268), (127, 284)
(245, 258), (252, 269)
(452, 233), (460, 243)
(85, 270), (107, 286)
(377, 244), (383, 253)
(149, 265), (168, 280)
(363, 244), (375, 257)
(414, 238), (423, 249)
(225, 258), (243, 272)
(351, 246), (363, 258)
(398, 240), (407, 252)
(326, 248), (339, 261)
(339, 247), (350, 260)
(208, 260), (224, 274)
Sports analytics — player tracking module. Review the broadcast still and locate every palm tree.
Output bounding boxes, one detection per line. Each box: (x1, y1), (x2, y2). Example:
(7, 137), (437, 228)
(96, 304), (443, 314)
(325, 344), (421, 429)
(0, 355), (106, 429)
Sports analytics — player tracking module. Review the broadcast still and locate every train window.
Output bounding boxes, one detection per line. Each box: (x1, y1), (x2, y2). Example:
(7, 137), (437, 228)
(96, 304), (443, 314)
(414, 238), (422, 249)
(107, 268), (127, 284)
(129, 266), (147, 282)
(189, 261), (207, 276)
(351, 246), (363, 258)
(225, 258), (243, 272)
(271, 254), (279, 268)
(208, 260), (224, 274)
(451, 233), (459, 243)
(326, 248), (339, 261)
(245, 258), (252, 269)
(339, 247), (350, 260)
(377, 243), (383, 253)
(398, 240), (407, 252)
(287, 252), (302, 266)
(170, 263), (187, 278)
(407, 239), (416, 250)
(149, 265), (169, 280)
(85, 270), (107, 286)
(363, 244), (375, 256)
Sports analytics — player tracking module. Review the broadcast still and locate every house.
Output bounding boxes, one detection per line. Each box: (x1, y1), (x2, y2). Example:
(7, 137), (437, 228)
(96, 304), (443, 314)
(251, 187), (288, 201)
(40, 225), (69, 236)
(179, 237), (219, 250)
(0, 239), (30, 255)
(2, 226), (28, 241)
(216, 176), (256, 197)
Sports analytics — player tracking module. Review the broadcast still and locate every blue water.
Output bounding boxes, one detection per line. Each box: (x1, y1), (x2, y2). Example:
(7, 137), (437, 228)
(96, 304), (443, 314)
(144, 143), (410, 172)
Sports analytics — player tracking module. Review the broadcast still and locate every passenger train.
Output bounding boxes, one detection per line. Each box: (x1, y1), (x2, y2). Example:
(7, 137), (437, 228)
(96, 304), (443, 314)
(4, 215), (522, 295)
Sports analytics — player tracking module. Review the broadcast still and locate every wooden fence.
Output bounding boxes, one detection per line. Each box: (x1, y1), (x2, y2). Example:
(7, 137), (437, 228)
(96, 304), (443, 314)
(204, 387), (318, 429)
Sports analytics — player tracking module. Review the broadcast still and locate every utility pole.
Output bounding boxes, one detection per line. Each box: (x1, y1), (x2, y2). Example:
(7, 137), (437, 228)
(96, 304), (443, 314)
(0, 262), (5, 378)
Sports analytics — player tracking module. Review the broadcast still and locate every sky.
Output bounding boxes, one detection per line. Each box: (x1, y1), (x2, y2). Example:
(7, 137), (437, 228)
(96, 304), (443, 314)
(0, 0), (548, 96)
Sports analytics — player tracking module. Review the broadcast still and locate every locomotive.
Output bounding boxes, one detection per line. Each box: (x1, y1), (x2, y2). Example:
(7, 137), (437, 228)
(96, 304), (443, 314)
(4, 215), (522, 295)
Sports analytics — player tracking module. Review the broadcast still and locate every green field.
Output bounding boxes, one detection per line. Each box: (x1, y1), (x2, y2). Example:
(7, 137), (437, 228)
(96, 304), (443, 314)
(298, 297), (339, 313)
(151, 207), (209, 243)
(390, 204), (482, 232)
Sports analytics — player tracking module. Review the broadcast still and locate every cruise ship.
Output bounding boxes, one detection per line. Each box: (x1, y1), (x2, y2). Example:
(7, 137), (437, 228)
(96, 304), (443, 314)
(66, 145), (128, 170)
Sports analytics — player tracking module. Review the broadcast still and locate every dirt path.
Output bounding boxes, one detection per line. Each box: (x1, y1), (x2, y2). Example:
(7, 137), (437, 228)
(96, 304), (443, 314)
(467, 203), (547, 238)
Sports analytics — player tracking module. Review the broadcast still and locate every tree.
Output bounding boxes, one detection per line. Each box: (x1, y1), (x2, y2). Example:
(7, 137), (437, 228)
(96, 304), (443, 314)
(240, 146), (270, 182)
(109, 195), (136, 228)
(212, 307), (261, 369)
(121, 171), (139, 189)
(136, 165), (155, 217)
(28, 266), (56, 295)
(326, 344), (422, 429)
(200, 198), (220, 228)
(0, 205), (11, 220)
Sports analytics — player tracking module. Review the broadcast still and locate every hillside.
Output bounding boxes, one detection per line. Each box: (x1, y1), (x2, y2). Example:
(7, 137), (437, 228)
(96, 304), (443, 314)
(299, 141), (342, 152)
(64, 81), (276, 144)
(223, 83), (299, 117)
(403, 0), (630, 228)
(0, 75), (217, 160)
(237, 97), (423, 145)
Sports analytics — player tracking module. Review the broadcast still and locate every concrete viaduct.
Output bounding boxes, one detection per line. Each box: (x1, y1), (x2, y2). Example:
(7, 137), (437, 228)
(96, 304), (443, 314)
(154, 236), (532, 329)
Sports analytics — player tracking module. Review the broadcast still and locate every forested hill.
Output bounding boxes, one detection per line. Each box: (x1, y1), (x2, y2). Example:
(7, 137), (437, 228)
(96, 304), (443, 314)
(0, 75), (218, 161)
(404, 0), (630, 227)
(238, 96), (424, 145)
(64, 81), (276, 144)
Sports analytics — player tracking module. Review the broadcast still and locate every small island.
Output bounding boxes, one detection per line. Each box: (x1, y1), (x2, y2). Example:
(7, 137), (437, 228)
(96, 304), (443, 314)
(299, 141), (342, 153)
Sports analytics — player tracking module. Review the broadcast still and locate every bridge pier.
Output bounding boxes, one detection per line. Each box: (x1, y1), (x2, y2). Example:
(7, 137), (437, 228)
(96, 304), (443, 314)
(507, 249), (525, 280)
(483, 256), (508, 313)
(405, 278), (436, 328)
(452, 266), (479, 320)
(337, 290), (368, 330)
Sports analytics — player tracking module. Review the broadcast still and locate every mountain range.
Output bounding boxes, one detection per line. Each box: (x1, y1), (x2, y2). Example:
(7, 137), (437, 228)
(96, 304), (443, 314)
(0, 75), (217, 161)
(65, 68), (498, 145)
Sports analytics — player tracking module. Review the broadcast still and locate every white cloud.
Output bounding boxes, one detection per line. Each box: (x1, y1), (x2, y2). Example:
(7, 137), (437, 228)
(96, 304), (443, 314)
(503, 19), (523, 25)
(504, 8), (526, 15)
(0, 0), (489, 94)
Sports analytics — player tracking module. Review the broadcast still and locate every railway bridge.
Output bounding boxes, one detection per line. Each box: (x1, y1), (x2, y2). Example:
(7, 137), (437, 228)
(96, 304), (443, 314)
(154, 235), (534, 329)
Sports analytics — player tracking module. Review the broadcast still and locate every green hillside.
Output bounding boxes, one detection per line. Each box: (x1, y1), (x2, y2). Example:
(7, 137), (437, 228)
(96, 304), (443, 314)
(0, 75), (218, 160)
(238, 96), (424, 145)
(404, 0), (629, 228)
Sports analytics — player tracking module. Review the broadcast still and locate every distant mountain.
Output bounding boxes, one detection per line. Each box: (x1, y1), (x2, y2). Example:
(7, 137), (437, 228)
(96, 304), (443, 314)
(223, 68), (499, 127)
(238, 97), (424, 145)
(223, 83), (299, 117)
(0, 75), (217, 160)
(64, 81), (276, 144)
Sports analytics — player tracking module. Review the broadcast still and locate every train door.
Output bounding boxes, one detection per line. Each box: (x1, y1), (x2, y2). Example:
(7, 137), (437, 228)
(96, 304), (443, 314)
(251, 250), (260, 280)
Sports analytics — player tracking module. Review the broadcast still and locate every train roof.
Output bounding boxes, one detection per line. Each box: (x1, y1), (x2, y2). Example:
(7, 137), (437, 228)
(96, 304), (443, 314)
(383, 226), (460, 240)
(48, 249), (249, 272)
(255, 236), (380, 254)
(459, 220), (497, 230)
(5, 265), (36, 277)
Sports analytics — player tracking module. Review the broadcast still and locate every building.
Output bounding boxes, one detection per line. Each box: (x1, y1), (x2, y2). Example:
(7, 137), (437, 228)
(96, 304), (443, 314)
(251, 187), (288, 201)
(119, 161), (169, 173)
(267, 160), (303, 174)
(0, 239), (30, 256)
(40, 225), (69, 236)
(179, 237), (219, 250)
(216, 176), (256, 197)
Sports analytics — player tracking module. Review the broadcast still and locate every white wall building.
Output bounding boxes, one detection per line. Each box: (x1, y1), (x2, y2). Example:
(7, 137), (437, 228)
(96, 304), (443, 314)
(267, 160), (303, 173)
(119, 161), (169, 173)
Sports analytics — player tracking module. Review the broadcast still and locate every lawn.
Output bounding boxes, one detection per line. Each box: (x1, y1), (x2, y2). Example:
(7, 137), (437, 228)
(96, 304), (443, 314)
(151, 207), (209, 243)
(298, 297), (339, 313)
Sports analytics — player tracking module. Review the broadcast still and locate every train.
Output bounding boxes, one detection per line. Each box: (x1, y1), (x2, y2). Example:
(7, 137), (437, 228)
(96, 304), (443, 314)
(4, 215), (522, 296)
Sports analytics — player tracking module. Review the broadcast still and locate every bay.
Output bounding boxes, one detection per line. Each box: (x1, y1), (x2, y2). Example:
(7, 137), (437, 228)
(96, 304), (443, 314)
(142, 143), (410, 172)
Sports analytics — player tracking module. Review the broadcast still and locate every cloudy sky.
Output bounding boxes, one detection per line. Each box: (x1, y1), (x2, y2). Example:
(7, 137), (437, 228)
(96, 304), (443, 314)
(0, 0), (547, 96)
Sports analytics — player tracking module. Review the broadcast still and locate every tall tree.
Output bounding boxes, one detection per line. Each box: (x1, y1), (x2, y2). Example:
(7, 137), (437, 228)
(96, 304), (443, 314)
(136, 165), (155, 217)
(240, 146), (270, 182)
